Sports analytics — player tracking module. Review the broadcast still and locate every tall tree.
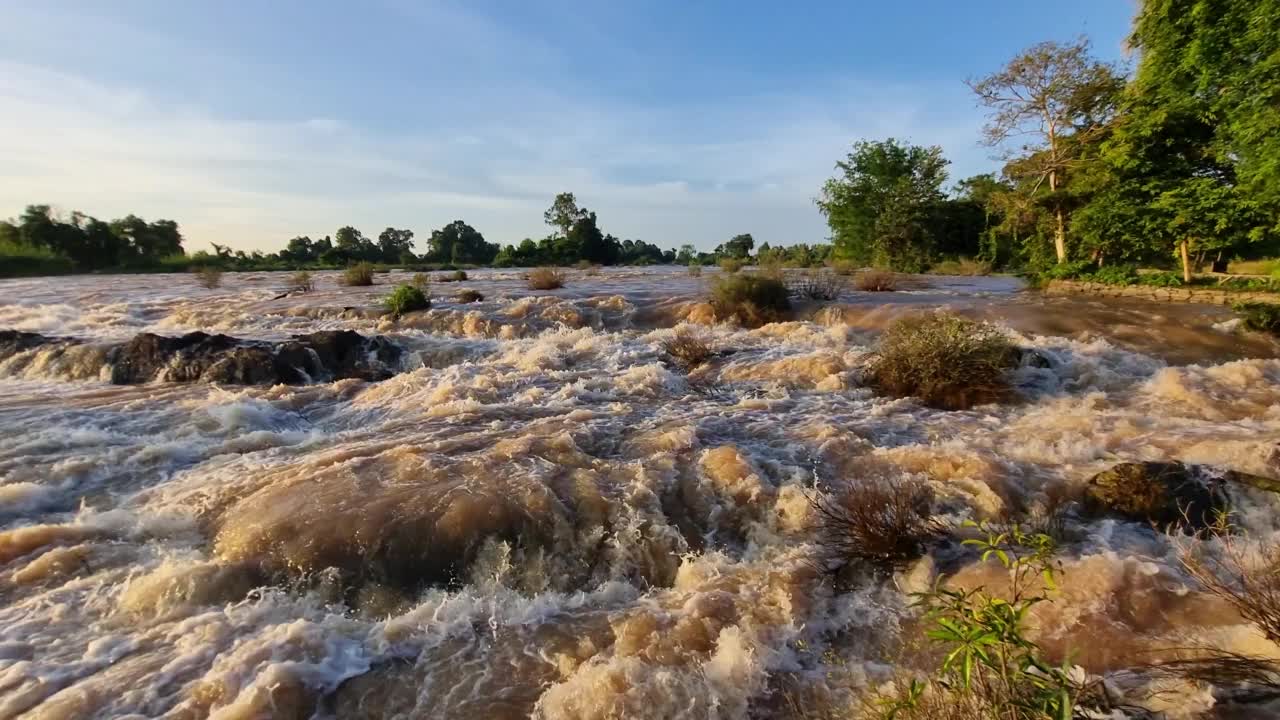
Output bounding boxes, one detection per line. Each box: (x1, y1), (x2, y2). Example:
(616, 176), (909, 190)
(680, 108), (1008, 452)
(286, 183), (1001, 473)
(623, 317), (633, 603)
(968, 38), (1124, 264)
(715, 233), (755, 260)
(377, 227), (415, 263)
(817, 138), (949, 272)
(544, 192), (589, 237)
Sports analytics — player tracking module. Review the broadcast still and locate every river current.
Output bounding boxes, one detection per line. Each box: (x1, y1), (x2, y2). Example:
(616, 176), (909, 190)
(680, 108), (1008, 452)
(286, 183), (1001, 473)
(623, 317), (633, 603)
(1, 267), (1278, 719)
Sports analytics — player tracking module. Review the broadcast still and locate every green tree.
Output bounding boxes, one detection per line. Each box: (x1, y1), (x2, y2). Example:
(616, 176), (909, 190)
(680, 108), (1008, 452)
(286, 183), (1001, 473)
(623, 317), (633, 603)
(377, 227), (415, 263)
(544, 192), (589, 237)
(817, 138), (949, 272)
(715, 233), (755, 260)
(968, 38), (1124, 264)
(426, 220), (497, 265)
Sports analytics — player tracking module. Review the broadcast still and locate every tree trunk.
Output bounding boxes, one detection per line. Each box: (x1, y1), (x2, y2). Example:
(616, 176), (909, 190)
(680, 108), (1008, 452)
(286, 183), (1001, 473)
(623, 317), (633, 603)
(1048, 170), (1066, 264)
(1180, 240), (1192, 283)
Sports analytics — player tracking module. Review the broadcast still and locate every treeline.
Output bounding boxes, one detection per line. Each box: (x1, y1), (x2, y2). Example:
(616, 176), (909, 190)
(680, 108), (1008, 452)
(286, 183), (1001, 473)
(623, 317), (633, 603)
(0, 205), (185, 275)
(819, 0), (1280, 278)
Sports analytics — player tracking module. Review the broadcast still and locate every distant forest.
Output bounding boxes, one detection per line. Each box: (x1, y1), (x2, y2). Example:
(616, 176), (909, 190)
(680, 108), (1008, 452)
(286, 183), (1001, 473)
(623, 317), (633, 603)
(3, 1), (1276, 280)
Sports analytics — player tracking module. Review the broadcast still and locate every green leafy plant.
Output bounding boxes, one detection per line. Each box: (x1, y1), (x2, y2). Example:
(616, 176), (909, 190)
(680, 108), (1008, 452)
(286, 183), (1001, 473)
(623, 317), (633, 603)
(1084, 264), (1138, 285)
(1136, 271), (1184, 288)
(879, 521), (1081, 720)
(1042, 260), (1093, 281)
(1235, 302), (1280, 335)
(383, 283), (429, 316)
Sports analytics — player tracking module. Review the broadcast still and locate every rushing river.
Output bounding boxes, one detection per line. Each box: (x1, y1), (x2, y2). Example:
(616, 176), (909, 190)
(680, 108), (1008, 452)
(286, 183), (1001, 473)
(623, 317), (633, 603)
(1, 267), (1279, 719)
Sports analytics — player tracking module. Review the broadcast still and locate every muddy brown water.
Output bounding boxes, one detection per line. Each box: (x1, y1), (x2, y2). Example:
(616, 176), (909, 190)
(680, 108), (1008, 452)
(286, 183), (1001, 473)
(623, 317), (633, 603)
(1, 267), (1278, 719)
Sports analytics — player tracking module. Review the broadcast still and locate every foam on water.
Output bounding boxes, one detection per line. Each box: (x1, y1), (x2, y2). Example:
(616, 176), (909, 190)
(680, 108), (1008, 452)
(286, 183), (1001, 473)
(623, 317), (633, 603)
(1, 268), (1279, 718)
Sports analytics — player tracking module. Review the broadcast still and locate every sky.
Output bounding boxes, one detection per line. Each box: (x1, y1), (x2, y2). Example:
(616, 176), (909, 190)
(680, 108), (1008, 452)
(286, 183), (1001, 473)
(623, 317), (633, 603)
(0, 0), (1137, 254)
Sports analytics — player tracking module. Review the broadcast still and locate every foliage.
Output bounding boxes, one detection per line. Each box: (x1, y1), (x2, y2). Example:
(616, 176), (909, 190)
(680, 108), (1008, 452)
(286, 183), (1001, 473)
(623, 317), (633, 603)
(0, 237), (75, 276)
(809, 476), (941, 576)
(383, 283), (430, 316)
(687, 262), (703, 277)
(455, 289), (484, 303)
(854, 270), (897, 291)
(818, 138), (949, 272)
(716, 233), (755, 260)
(929, 258), (992, 276)
(289, 270), (314, 293)
(1235, 302), (1280, 335)
(787, 270), (845, 301)
(661, 329), (714, 371)
(1136, 271), (1184, 288)
(437, 269), (467, 282)
(878, 522), (1081, 720)
(719, 257), (743, 274)
(1, 205), (184, 273)
(424, 221), (497, 265)
(709, 273), (791, 327)
(1085, 264), (1138, 285)
(194, 266), (223, 289)
(1040, 260), (1093, 281)
(342, 263), (375, 287)
(867, 314), (1018, 410)
(526, 267), (566, 290)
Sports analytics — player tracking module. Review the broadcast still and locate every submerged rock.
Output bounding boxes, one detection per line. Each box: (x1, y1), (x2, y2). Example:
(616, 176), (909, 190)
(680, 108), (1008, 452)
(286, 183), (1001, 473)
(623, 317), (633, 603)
(0, 328), (403, 385)
(1083, 461), (1280, 530)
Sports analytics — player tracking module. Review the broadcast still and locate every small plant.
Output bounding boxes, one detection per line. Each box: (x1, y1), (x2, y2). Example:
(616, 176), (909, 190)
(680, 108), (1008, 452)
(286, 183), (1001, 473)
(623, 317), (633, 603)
(709, 273), (791, 327)
(877, 521), (1082, 720)
(810, 476), (942, 577)
(1234, 302), (1280, 335)
(342, 262), (375, 287)
(1177, 513), (1280, 644)
(455, 289), (484, 303)
(527, 267), (566, 290)
(1042, 260), (1093, 281)
(930, 258), (993, 276)
(1136, 271), (1184, 288)
(719, 257), (744, 274)
(687, 262), (703, 277)
(383, 283), (430, 317)
(289, 270), (314, 293)
(194, 266), (223, 289)
(410, 273), (431, 291)
(661, 329), (714, 371)
(867, 313), (1018, 410)
(1084, 264), (1138, 285)
(438, 270), (467, 282)
(854, 269), (897, 292)
(788, 270), (845, 301)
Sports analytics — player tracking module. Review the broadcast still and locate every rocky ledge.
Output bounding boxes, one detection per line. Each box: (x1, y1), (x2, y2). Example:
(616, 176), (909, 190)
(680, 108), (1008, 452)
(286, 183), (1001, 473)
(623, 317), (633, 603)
(1045, 279), (1280, 307)
(0, 329), (402, 385)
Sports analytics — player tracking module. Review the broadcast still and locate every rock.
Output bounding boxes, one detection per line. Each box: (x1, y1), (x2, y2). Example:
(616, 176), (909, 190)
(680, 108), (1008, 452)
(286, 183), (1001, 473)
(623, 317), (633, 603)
(0, 330), (65, 358)
(103, 330), (403, 385)
(1019, 349), (1053, 369)
(1083, 462), (1280, 531)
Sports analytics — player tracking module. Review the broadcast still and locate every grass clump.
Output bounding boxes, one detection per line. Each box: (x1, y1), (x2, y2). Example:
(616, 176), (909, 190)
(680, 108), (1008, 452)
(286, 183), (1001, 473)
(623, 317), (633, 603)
(661, 329), (714, 371)
(342, 262), (375, 287)
(867, 313), (1018, 410)
(0, 239), (74, 276)
(1235, 301), (1280, 335)
(687, 262), (703, 277)
(854, 269), (897, 291)
(827, 258), (858, 276)
(194, 265), (223, 289)
(438, 270), (467, 282)
(527, 267), (566, 290)
(929, 257), (992, 276)
(809, 476), (941, 577)
(718, 257), (744, 274)
(383, 283), (430, 317)
(289, 270), (314, 293)
(788, 269), (845, 301)
(709, 272), (791, 327)
(410, 273), (431, 292)
(455, 289), (484, 303)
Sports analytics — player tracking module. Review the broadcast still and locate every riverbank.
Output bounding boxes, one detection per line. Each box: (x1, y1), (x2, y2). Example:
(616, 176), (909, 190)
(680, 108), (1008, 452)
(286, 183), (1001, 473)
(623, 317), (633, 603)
(1044, 278), (1280, 306)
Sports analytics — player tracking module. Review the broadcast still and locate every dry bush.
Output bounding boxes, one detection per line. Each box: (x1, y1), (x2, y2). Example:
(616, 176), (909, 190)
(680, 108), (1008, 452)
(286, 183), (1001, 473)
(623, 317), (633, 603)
(661, 329), (714, 371)
(827, 259), (858, 276)
(527, 267), (566, 290)
(410, 273), (431, 292)
(788, 270), (845, 301)
(809, 476), (942, 576)
(719, 257), (744, 274)
(455, 289), (484, 303)
(289, 270), (314, 293)
(688, 263), (703, 277)
(709, 272), (791, 327)
(929, 258), (993, 276)
(342, 262), (375, 286)
(194, 266), (223, 289)
(1176, 516), (1280, 644)
(866, 313), (1018, 410)
(437, 270), (467, 282)
(854, 269), (897, 291)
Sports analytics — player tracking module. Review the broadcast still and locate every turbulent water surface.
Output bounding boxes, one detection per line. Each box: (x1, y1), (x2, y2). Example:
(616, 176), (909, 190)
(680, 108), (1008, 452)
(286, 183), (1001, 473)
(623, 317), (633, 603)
(1, 267), (1279, 719)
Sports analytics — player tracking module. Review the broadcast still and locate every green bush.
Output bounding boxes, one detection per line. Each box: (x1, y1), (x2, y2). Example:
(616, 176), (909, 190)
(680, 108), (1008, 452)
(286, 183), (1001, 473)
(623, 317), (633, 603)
(342, 262), (375, 286)
(1136, 271), (1184, 287)
(1085, 264), (1138, 285)
(867, 313), (1018, 410)
(383, 283), (430, 316)
(718, 257), (744, 274)
(1042, 260), (1093, 281)
(709, 273), (791, 327)
(1235, 302), (1280, 335)
(0, 239), (75, 277)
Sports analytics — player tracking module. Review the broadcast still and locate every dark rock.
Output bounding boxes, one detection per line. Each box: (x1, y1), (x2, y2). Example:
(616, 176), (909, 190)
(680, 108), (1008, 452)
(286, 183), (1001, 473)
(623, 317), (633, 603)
(0, 330), (64, 358)
(1083, 461), (1280, 531)
(1020, 349), (1054, 369)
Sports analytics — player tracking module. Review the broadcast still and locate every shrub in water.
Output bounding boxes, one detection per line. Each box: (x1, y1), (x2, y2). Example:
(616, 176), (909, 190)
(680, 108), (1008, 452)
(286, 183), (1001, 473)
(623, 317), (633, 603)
(527, 267), (566, 290)
(1235, 302), (1280, 335)
(342, 263), (375, 286)
(410, 273), (431, 291)
(383, 283), (430, 316)
(929, 257), (992, 276)
(719, 257), (744, 274)
(661, 329), (714, 371)
(827, 258), (858, 276)
(289, 270), (314, 293)
(438, 270), (467, 282)
(788, 269), (845, 301)
(194, 266), (223, 289)
(709, 273), (791, 327)
(867, 313), (1018, 410)
(810, 476), (941, 576)
(853, 269), (897, 291)
(455, 289), (484, 303)
(687, 262), (703, 277)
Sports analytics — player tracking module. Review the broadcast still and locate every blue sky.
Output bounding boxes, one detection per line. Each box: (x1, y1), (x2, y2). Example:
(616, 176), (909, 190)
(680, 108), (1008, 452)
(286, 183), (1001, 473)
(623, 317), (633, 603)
(0, 0), (1135, 253)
